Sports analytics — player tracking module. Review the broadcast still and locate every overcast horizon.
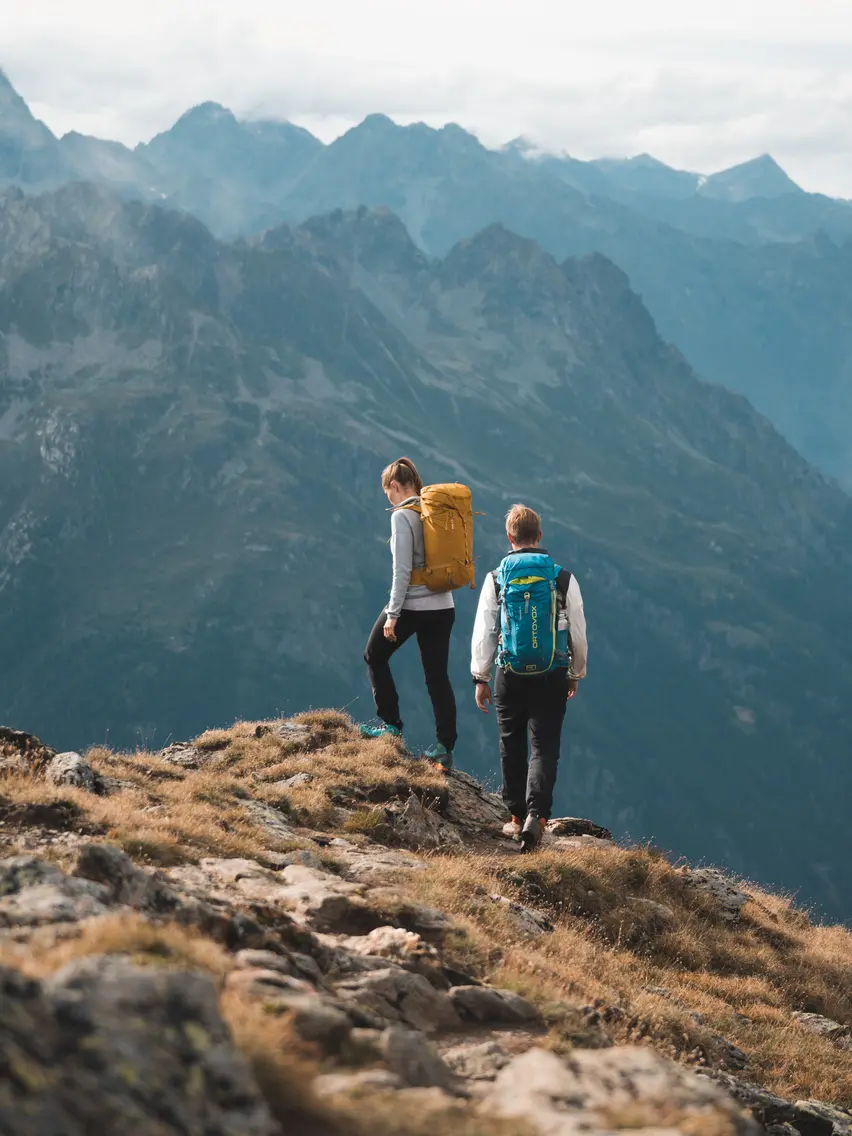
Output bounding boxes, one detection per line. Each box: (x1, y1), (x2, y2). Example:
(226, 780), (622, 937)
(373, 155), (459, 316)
(3, 0), (852, 196)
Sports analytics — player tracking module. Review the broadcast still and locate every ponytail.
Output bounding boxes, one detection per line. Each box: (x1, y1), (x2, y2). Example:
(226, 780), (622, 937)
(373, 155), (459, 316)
(381, 457), (423, 495)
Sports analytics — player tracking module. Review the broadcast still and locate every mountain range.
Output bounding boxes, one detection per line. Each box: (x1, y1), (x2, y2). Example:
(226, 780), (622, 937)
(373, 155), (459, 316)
(2, 68), (852, 485)
(1, 182), (852, 921)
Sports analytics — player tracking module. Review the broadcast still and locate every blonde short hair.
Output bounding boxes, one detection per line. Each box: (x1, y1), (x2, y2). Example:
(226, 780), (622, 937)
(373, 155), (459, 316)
(505, 504), (541, 545)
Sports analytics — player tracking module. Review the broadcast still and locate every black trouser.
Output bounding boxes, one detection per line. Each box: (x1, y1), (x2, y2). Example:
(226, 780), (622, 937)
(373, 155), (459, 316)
(364, 608), (457, 751)
(494, 668), (569, 821)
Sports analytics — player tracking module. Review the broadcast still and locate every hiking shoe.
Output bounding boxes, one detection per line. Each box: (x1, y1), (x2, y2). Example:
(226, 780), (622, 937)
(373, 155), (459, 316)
(359, 722), (402, 740)
(520, 814), (546, 853)
(424, 742), (453, 773)
(502, 817), (523, 839)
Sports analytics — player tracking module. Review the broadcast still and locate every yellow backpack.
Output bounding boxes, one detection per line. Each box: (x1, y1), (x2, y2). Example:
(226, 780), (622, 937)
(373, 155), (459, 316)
(404, 484), (477, 592)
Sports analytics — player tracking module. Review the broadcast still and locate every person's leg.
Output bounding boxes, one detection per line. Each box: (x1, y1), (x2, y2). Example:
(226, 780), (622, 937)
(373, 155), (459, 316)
(526, 669), (569, 819)
(415, 609), (457, 751)
(363, 610), (417, 729)
(494, 669), (530, 820)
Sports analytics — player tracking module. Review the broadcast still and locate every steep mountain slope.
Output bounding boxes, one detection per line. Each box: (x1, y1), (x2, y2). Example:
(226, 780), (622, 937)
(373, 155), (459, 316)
(1, 187), (852, 918)
(0, 69), (66, 187)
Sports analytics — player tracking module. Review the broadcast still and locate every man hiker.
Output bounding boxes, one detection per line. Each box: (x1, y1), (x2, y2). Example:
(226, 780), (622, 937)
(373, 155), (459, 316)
(470, 504), (588, 851)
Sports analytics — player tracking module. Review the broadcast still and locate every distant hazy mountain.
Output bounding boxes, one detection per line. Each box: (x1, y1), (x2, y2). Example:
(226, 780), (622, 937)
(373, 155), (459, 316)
(0, 69), (66, 186)
(3, 69), (852, 474)
(2, 185), (852, 919)
(698, 154), (805, 202)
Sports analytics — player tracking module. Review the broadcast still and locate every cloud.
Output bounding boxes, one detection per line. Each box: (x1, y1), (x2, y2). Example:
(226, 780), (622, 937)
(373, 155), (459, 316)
(2, 0), (852, 194)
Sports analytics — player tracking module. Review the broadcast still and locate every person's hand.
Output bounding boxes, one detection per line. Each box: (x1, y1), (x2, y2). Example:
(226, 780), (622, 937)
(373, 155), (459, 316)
(384, 617), (398, 642)
(475, 683), (492, 713)
(566, 678), (579, 701)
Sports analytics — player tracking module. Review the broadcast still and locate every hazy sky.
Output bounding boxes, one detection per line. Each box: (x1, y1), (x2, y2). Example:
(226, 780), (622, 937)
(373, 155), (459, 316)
(3, 0), (852, 195)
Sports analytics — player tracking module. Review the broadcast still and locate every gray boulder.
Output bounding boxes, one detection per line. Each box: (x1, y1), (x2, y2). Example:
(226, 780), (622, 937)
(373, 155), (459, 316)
(449, 985), (540, 1024)
(0, 957), (278, 1136)
(335, 968), (461, 1033)
(378, 1026), (459, 1091)
(792, 1012), (852, 1051)
(46, 752), (103, 793)
(681, 867), (750, 921)
(0, 856), (111, 927)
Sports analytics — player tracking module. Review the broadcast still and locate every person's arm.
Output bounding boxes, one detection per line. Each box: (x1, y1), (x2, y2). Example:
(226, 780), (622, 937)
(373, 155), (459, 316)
(386, 510), (414, 621)
(565, 575), (588, 681)
(471, 572), (500, 681)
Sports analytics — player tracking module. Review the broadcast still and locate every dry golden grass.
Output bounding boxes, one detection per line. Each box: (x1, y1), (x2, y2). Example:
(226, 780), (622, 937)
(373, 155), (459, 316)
(0, 914), (231, 980)
(597, 1103), (741, 1136)
(0, 712), (444, 870)
(407, 848), (852, 1107)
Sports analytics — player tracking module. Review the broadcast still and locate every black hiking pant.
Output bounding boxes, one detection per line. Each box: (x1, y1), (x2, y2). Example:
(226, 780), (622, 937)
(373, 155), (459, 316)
(364, 608), (457, 751)
(494, 668), (569, 821)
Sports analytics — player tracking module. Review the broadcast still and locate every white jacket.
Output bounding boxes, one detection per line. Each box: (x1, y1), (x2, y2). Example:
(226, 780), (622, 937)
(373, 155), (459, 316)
(470, 551), (588, 682)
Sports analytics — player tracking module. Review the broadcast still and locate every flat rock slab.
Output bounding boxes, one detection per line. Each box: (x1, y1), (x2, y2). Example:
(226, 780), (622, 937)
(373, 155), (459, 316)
(335, 967), (461, 1033)
(546, 818), (613, 840)
(0, 856), (111, 927)
(792, 1012), (852, 1050)
(443, 1039), (512, 1081)
(489, 1046), (760, 1136)
(334, 844), (429, 882)
(449, 985), (540, 1025)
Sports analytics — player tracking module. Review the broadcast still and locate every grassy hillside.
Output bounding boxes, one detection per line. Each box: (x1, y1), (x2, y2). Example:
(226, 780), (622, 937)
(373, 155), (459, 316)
(0, 713), (850, 1134)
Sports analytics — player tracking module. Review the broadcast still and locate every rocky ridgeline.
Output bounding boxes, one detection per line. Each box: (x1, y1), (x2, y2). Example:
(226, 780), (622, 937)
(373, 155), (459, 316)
(0, 720), (850, 1136)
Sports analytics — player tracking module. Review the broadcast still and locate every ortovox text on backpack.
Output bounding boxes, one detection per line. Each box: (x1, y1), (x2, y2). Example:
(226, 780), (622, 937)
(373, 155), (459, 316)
(496, 551), (570, 675)
(404, 483), (476, 592)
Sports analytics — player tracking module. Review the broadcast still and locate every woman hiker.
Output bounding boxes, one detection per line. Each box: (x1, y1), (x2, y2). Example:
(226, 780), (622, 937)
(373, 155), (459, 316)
(359, 458), (457, 773)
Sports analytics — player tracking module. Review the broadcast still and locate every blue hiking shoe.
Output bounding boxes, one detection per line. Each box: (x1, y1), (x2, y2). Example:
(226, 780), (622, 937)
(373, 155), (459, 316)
(359, 722), (402, 740)
(424, 742), (453, 773)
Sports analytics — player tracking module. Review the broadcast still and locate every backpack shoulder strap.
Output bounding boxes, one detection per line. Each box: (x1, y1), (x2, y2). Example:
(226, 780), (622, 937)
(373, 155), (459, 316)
(555, 567), (572, 603)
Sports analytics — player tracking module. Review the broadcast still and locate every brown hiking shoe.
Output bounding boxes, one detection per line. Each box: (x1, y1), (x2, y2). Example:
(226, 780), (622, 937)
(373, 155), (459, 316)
(520, 814), (547, 852)
(502, 816), (523, 839)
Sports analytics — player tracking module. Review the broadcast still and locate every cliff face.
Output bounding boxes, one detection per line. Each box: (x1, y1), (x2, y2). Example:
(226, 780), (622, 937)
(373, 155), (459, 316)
(2, 188), (852, 917)
(0, 714), (850, 1136)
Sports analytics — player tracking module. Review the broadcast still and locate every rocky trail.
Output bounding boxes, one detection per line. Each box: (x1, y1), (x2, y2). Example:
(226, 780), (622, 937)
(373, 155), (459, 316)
(0, 715), (850, 1136)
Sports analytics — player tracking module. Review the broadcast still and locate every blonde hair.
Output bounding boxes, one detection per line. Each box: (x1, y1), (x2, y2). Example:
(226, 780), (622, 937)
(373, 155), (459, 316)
(506, 503), (541, 546)
(381, 457), (423, 495)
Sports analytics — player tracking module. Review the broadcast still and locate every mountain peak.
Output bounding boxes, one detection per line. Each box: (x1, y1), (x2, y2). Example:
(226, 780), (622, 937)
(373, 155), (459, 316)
(699, 154), (803, 202)
(440, 223), (563, 295)
(173, 101), (239, 129)
(297, 204), (429, 276)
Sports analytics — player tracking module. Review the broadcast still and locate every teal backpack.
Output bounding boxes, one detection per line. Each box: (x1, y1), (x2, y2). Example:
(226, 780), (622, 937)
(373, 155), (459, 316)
(496, 551), (570, 676)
